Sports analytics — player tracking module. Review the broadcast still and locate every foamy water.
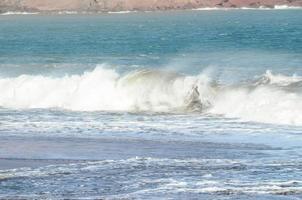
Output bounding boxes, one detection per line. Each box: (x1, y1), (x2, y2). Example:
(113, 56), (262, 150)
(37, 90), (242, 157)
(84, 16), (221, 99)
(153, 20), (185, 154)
(0, 11), (38, 15)
(0, 66), (301, 125)
(0, 11), (301, 199)
(193, 5), (302, 11)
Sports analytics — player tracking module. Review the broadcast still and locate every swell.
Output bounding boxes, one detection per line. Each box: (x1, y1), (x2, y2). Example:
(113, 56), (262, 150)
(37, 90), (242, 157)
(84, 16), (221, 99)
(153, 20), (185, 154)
(0, 65), (301, 125)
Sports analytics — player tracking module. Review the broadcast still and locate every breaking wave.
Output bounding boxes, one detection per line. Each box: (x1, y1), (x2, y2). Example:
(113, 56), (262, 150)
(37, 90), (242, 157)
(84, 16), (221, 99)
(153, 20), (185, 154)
(0, 65), (301, 125)
(274, 5), (302, 9)
(0, 11), (39, 15)
(210, 71), (302, 125)
(107, 11), (136, 14)
(0, 65), (214, 112)
(193, 5), (302, 11)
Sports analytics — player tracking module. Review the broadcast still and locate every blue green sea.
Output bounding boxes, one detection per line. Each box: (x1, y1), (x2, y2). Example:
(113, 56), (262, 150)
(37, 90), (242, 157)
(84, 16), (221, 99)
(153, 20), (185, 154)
(0, 10), (302, 199)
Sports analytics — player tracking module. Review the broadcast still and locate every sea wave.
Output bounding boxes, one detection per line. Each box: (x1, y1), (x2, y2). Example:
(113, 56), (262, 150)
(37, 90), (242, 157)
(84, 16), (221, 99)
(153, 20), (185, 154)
(274, 5), (302, 9)
(1, 157), (301, 197)
(0, 11), (39, 16)
(0, 65), (213, 112)
(107, 11), (136, 14)
(193, 5), (302, 11)
(209, 70), (302, 126)
(0, 65), (301, 125)
(57, 11), (78, 15)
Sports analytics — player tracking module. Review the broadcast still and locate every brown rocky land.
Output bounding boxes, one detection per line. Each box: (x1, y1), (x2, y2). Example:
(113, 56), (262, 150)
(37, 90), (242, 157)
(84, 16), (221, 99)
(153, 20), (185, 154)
(0, 0), (302, 13)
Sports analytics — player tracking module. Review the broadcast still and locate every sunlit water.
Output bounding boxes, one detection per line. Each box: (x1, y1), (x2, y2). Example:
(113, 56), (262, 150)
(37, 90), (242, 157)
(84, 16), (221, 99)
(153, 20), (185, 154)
(0, 10), (302, 199)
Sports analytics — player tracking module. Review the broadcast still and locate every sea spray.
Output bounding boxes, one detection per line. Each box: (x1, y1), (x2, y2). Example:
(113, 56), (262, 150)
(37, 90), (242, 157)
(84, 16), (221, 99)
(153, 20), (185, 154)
(209, 71), (302, 125)
(0, 65), (302, 125)
(0, 65), (213, 112)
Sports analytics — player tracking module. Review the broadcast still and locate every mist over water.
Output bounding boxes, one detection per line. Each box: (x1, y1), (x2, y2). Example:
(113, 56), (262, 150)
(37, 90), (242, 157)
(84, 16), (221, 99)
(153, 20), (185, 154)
(0, 10), (302, 199)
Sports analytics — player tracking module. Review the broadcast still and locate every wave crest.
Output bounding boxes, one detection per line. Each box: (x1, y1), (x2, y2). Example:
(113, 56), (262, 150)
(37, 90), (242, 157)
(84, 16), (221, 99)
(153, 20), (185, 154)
(0, 65), (301, 125)
(211, 71), (302, 125)
(0, 65), (214, 112)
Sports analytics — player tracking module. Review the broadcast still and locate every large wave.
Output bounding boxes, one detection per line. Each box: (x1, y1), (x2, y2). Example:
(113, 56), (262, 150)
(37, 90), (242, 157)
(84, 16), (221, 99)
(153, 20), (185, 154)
(210, 71), (302, 126)
(0, 65), (301, 125)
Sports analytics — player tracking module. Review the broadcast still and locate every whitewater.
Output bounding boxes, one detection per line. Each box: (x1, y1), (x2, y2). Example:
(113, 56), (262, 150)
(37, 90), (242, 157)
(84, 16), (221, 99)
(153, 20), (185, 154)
(0, 10), (302, 199)
(0, 65), (301, 125)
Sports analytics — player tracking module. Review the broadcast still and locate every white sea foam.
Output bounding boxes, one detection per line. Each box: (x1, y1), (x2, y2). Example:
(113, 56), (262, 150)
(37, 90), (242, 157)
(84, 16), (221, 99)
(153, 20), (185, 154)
(274, 5), (302, 9)
(192, 7), (224, 11)
(108, 11), (136, 14)
(0, 11), (39, 15)
(192, 7), (258, 10)
(0, 65), (211, 112)
(1, 157), (301, 197)
(0, 66), (301, 125)
(192, 7), (264, 11)
(209, 71), (302, 125)
(57, 11), (78, 15)
(193, 5), (302, 11)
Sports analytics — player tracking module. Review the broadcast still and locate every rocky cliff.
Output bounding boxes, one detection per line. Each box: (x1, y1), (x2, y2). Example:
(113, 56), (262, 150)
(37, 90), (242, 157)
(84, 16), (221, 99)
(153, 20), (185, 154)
(0, 0), (302, 12)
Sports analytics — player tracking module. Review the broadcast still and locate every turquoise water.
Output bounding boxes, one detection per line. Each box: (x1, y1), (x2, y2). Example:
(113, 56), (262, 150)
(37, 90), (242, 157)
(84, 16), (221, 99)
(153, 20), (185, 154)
(0, 10), (302, 199)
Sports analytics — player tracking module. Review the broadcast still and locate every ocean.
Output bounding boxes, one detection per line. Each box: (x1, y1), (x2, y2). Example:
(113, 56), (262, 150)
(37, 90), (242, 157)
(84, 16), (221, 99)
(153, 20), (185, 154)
(0, 10), (302, 199)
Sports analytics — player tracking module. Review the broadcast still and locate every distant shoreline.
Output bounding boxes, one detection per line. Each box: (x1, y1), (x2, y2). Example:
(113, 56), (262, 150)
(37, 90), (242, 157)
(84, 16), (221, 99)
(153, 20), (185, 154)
(1, 0), (302, 15)
(1, 5), (302, 16)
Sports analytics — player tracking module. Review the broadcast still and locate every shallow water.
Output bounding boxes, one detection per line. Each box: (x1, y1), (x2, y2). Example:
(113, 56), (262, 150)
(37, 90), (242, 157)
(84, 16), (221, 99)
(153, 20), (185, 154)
(0, 10), (302, 199)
